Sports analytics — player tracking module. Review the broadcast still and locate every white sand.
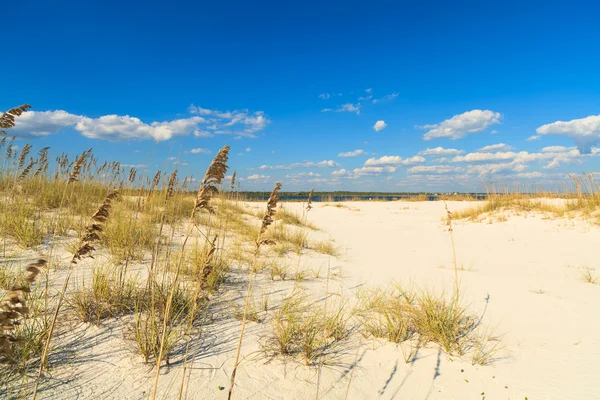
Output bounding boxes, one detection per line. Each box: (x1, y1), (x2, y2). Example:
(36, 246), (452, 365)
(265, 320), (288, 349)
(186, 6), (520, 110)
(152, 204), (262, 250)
(18, 201), (600, 399)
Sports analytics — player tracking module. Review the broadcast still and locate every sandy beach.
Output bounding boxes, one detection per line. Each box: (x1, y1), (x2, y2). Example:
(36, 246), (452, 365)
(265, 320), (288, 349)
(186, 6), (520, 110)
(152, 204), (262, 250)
(9, 200), (596, 400)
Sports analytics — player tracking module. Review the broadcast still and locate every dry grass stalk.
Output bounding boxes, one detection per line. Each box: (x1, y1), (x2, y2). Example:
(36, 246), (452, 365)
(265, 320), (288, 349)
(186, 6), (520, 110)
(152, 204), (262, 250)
(150, 170), (161, 191)
(194, 145), (230, 215)
(230, 170), (236, 191)
(33, 147), (50, 177)
(177, 234), (219, 399)
(151, 146), (230, 400)
(0, 259), (45, 364)
(33, 191), (119, 399)
(445, 202), (459, 304)
(17, 144), (33, 170)
(0, 104), (31, 135)
(307, 188), (314, 212)
(228, 182), (282, 400)
(68, 149), (92, 184)
(128, 167), (137, 183)
(17, 158), (36, 181)
(165, 169), (177, 200)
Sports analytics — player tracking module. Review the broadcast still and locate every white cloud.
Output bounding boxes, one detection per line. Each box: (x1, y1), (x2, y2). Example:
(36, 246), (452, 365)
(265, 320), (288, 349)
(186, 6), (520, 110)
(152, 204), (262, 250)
(478, 143), (513, 152)
(189, 148), (211, 154)
(526, 135), (541, 141)
(365, 88), (372, 93)
(257, 160), (339, 170)
(336, 103), (360, 114)
(318, 93), (331, 99)
(247, 174), (270, 180)
(372, 92), (398, 104)
(418, 147), (464, 156)
(452, 151), (517, 163)
(75, 115), (207, 141)
(450, 147), (590, 173)
(11, 106), (269, 141)
(365, 155), (425, 166)
(514, 171), (543, 179)
(331, 166), (397, 178)
(245, 147), (251, 152)
(284, 172), (322, 179)
(536, 115), (600, 153)
(421, 109), (502, 140)
(466, 162), (526, 176)
(338, 149), (366, 157)
(354, 166), (397, 176)
(188, 105), (271, 137)
(373, 120), (387, 132)
(409, 165), (465, 174)
(11, 110), (83, 137)
(332, 169), (348, 177)
(541, 146), (572, 153)
(321, 108), (333, 112)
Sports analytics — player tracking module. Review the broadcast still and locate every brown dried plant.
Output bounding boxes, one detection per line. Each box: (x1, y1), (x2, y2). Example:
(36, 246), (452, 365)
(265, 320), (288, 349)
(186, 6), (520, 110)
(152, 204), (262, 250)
(6, 137), (15, 159)
(33, 147), (50, 177)
(151, 146), (230, 400)
(0, 259), (46, 365)
(128, 167), (137, 183)
(194, 145), (230, 215)
(444, 202), (459, 304)
(33, 191), (119, 398)
(17, 144), (33, 170)
(17, 158), (36, 181)
(230, 170), (237, 191)
(150, 171), (161, 191)
(228, 182), (282, 400)
(68, 148), (92, 184)
(165, 170), (178, 201)
(0, 104), (31, 135)
(307, 188), (314, 212)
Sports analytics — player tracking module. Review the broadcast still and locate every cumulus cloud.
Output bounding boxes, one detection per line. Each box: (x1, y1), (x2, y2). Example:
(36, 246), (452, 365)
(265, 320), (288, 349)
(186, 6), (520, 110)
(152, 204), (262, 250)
(11, 110), (83, 137)
(421, 109), (502, 140)
(247, 174), (270, 180)
(188, 148), (211, 154)
(541, 146), (572, 153)
(450, 147), (590, 172)
(353, 166), (397, 175)
(536, 115), (600, 153)
(409, 165), (465, 174)
(73, 115), (206, 141)
(515, 171), (543, 179)
(365, 155), (425, 166)
(338, 149), (366, 157)
(331, 166), (397, 178)
(332, 169), (349, 177)
(467, 162), (526, 176)
(452, 151), (517, 163)
(373, 120), (387, 132)
(418, 147), (464, 156)
(336, 103), (360, 114)
(478, 143), (514, 152)
(257, 160), (339, 170)
(527, 135), (541, 141)
(11, 106), (269, 141)
(284, 172), (322, 180)
(318, 93), (331, 99)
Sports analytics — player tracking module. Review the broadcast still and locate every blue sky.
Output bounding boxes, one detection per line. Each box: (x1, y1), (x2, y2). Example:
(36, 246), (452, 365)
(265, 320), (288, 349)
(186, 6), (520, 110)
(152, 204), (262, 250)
(2, 0), (600, 192)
